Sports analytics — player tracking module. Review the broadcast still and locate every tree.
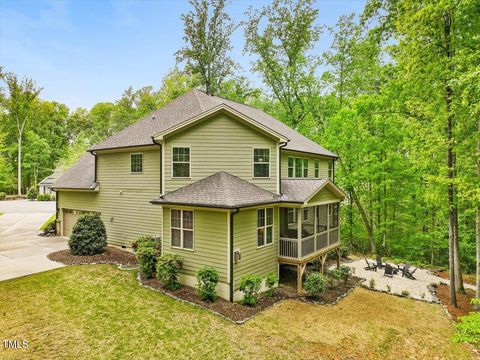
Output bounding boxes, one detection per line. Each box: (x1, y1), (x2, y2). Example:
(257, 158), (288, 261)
(176, 0), (237, 95)
(244, 0), (321, 129)
(0, 71), (41, 195)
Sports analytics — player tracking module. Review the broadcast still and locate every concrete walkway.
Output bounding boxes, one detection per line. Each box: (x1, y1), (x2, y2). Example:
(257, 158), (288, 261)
(0, 200), (68, 281)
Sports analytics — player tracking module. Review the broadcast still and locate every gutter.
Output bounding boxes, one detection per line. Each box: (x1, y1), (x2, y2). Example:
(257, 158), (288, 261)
(230, 208), (240, 302)
(278, 141), (289, 195)
(92, 152), (97, 182)
(151, 137), (162, 194)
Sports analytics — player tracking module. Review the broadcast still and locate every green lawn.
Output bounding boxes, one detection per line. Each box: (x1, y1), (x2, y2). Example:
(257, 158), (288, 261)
(0, 265), (473, 359)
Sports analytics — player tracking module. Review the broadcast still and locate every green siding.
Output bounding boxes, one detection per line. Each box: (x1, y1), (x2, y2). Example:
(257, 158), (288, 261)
(281, 150), (330, 179)
(163, 207), (228, 282)
(164, 113), (278, 193)
(308, 187), (339, 204)
(58, 149), (162, 247)
(233, 206), (279, 289)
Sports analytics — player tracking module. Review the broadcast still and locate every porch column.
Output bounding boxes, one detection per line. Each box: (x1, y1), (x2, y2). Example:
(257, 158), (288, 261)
(297, 208), (301, 258)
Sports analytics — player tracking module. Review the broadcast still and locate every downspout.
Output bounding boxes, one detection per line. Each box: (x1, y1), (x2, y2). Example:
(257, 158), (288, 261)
(92, 152), (97, 182)
(230, 208), (240, 302)
(151, 137), (162, 194)
(278, 141), (288, 195)
(55, 190), (59, 234)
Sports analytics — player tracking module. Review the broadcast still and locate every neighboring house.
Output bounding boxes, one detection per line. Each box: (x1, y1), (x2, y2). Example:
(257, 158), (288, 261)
(38, 167), (64, 195)
(53, 89), (346, 301)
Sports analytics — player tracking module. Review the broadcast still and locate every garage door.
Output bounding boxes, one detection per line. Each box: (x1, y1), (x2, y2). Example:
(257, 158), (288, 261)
(62, 209), (94, 237)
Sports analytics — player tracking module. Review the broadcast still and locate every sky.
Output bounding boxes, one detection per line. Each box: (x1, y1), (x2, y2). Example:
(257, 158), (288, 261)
(0, 0), (365, 110)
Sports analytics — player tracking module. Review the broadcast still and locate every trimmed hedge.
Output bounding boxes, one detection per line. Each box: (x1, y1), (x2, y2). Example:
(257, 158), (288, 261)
(68, 213), (107, 255)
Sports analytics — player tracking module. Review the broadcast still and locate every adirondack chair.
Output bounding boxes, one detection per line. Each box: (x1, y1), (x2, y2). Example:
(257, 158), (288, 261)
(364, 258), (377, 271)
(383, 263), (395, 277)
(400, 263), (417, 280)
(376, 254), (384, 269)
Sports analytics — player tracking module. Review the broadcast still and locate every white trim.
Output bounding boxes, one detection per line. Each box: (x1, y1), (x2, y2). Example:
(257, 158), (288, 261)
(130, 152), (144, 174)
(252, 147), (271, 179)
(170, 208), (195, 251)
(161, 140), (165, 195)
(171, 145), (191, 179)
(276, 141), (280, 194)
(303, 179), (347, 203)
(256, 207), (275, 249)
(153, 104), (289, 143)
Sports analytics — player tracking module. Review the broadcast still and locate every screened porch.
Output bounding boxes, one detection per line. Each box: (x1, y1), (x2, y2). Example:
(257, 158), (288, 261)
(279, 203), (340, 260)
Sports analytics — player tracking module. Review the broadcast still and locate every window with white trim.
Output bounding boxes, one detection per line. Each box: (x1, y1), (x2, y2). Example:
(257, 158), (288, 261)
(328, 161), (334, 180)
(253, 148), (270, 178)
(314, 160), (320, 178)
(130, 153), (143, 173)
(288, 156), (309, 178)
(171, 209), (194, 250)
(257, 208), (273, 247)
(288, 157), (294, 177)
(303, 159), (308, 177)
(172, 147), (190, 178)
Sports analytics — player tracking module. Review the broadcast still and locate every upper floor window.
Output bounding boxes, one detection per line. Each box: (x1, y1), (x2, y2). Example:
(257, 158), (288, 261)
(328, 161), (334, 180)
(314, 160), (320, 178)
(130, 153), (143, 173)
(257, 208), (274, 247)
(253, 148), (270, 178)
(171, 209), (194, 250)
(288, 156), (309, 178)
(172, 147), (190, 178)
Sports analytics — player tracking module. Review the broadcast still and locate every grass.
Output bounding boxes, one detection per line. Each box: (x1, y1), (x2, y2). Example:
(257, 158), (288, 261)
(38, 214), (56, 231)
(0, 265), (474, 359)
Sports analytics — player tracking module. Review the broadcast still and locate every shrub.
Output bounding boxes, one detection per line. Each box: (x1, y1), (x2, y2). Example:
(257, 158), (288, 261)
(196, 266), (219, 302)
(326, 268), (341, 289)
(134, 236), (159, 279)
(265, 272), (278, 297)
(304, 273), (325, 298)
(36, 194), (51, 201)
(239, 274), (262, 306)
(453, 311), (480, 347)
(339, 245), (349, 258)
(68, 213), (107, 255)
(0, 192), (6, 200)
(156, 254), (183, 290)
(369, 278), (376, 289)
(338, 265), (352, 286)
(401, 289), (410, 297)
(27, 187), (38, 200)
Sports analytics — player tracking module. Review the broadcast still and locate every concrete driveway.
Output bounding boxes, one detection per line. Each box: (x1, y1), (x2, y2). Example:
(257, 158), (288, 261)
(0, 200), (68, 281)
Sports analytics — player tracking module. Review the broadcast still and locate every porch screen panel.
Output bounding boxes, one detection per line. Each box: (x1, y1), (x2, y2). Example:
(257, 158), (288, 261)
(316, 205), (327, 233)
(280, 207), (297, 239)
(301, 207), (314, 238)
(332, 203), (339, 228)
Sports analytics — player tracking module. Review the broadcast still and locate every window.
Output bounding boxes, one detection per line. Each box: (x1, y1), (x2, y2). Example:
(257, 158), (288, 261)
(303, 159), (308, 177)
(172, 147), (190, 178)
(253, 148), (270, 178)
(257, 208), (273, 247)
(314, 160), (320, 178)
(130, 153), (143, 173)
(328, 161), (334, 180)
(171, 209), (194, 250)
(288, 156), (309, 178)
(288, 157), (294, 177)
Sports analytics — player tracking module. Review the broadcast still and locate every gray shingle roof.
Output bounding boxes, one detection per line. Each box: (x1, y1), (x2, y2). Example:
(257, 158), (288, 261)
(89, 89), (337, 157)
(280, 179), (328, 203)
(151, 171), (281, 209)
(52, 153), (97, 190)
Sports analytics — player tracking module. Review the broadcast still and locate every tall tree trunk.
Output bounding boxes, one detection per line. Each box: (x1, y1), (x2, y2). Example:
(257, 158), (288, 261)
(454, 208), (466, 293)
(17, 133), (22, 196)
(349, 189), (353, 251)
(476, 121), (480, 310)
(351, 187), (376, 255)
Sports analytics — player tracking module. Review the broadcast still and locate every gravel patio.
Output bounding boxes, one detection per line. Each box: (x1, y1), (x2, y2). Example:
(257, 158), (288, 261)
(344, 258), (454, 302)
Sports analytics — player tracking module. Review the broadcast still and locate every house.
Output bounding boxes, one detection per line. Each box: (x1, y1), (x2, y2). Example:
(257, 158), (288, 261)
(53, 89), (346, 301)
(38, 167), (64, 195)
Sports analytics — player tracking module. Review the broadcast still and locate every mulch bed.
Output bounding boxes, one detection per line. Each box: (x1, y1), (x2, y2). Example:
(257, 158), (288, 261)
(432, 283), (476, 320)
(47, 246), (137, 266)
(139, 272), (364, 323)
(434, 270), (476, 286)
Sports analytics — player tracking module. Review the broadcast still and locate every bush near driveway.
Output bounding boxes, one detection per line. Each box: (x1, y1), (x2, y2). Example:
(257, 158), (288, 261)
(68, 213), (107, 255)
(37, 193), (52, 201)
(27, 186), (38, 200)
(0, 192), (6, 200)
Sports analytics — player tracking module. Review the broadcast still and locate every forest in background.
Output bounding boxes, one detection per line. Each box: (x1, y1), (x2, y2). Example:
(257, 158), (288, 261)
(1, 0), (479, 290)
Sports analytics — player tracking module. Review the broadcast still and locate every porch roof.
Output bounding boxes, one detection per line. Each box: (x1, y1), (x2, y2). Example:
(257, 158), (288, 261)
(280, 179), (347, 204)
(151, 171), (280, 209)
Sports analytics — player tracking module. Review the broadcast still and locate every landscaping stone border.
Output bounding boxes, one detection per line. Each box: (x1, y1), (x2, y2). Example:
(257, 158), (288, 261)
(360, 282), (441, 304)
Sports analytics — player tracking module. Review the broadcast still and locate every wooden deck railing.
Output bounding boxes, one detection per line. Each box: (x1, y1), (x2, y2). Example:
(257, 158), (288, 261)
(279, 227), (339, 260)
